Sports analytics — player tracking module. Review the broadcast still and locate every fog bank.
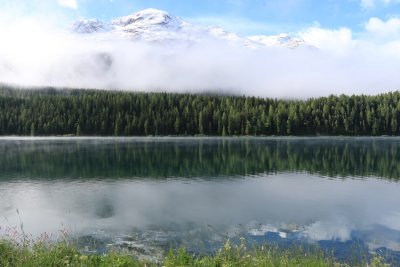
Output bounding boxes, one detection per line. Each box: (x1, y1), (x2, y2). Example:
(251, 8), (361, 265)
(0, 19), (399, 99)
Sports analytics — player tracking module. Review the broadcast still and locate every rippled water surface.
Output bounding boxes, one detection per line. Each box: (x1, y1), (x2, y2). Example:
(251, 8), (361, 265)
(1, 137), (400, 263)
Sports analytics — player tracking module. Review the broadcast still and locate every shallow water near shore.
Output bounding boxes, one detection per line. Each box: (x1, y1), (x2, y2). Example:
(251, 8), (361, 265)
(1, 137), (400, 264)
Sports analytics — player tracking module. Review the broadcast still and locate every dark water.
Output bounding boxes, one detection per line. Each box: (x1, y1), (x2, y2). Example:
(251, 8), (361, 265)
(1, 137), (400, 263)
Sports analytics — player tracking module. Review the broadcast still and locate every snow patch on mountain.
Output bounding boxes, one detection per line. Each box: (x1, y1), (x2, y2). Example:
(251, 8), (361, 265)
(71, 19), (111, 34)
(71, 8), (311, 49)
(247, 34), (307, 49)
(111, 8), (183, 29)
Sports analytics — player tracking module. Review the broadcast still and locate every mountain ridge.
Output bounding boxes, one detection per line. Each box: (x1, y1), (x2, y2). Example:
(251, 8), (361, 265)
(71, 8), (310, 49)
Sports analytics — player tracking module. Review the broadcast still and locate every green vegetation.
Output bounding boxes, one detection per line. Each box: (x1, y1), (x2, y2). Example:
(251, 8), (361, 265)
(1, 85), (400, 136)
(0, 238), (390, 267)
(0, 239), (147, 267)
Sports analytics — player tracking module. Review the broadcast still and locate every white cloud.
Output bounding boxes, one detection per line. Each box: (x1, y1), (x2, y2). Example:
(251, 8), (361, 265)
(365, 17), (400, 39)
(58, 0), (78, 10)
(298, 27), (354, 53)
(298, 17), (400, 54)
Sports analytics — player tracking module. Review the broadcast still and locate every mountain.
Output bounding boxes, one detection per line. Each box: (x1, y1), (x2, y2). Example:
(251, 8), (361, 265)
(247, 34), (307, 49)
(72, 19), (111, 34)
(71, 8), (311, 49)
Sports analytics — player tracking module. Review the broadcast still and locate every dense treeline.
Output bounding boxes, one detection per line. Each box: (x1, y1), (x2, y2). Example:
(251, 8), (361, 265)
(1, 85), (400, 136)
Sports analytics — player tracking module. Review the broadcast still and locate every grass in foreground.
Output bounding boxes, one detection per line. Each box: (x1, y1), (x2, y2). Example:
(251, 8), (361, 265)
(0, 239), (390, 267)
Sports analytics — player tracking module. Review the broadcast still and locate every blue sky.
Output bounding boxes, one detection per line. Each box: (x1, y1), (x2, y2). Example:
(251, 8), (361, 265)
(0, 0), (399, 35)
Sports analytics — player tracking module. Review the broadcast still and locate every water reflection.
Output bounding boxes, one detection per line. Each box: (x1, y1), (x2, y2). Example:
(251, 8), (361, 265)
(1, 137), (400, 180)
(1, 137), (400, 263)
(1, 175), (400, 259)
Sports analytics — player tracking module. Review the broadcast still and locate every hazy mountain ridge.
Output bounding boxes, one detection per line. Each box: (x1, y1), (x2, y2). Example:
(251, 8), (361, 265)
(72, 8), (309, 49)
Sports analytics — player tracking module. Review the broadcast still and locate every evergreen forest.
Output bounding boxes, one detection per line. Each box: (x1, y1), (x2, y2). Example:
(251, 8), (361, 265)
(1, 85), (400, 136)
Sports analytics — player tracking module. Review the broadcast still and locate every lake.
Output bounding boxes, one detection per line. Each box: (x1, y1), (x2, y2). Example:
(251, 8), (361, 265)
(1, 137), (400, 263)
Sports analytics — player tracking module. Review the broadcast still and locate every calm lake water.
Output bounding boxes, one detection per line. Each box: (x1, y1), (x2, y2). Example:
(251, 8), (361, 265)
(1, 137), (400, 263)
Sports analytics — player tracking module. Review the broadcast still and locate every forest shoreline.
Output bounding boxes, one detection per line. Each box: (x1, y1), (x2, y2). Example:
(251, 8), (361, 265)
(1, 86), (400, 137)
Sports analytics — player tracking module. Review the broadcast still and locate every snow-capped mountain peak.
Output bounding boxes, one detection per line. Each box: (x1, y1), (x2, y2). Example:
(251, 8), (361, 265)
(71, 8), (311, 49)
(208, 26), (242, 42)
(111, 8), (183, 28)
(71, 19), (110, 34)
